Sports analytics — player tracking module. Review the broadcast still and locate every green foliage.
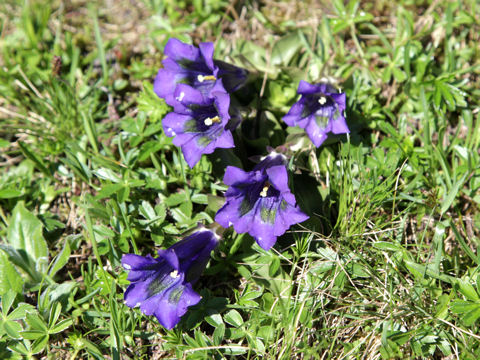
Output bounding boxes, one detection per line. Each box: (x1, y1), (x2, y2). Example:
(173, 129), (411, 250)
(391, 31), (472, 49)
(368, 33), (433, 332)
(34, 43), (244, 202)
(0, 0), (479, 358)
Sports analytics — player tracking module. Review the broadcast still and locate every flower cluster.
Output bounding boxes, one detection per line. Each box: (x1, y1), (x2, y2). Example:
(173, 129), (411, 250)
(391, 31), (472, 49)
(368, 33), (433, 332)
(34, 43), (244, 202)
(123, 38), (350, 330)
(154, 38), (247, 167)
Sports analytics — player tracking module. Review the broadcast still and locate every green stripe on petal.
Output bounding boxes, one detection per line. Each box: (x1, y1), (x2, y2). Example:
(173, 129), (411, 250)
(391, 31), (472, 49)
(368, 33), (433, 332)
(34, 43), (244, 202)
(148, 273), (176, 297)
(314, 115), (328, 129)
(239, 196), (255, 217)
(169, 286), (184, 304)
(197, 135), (212, 147)
(260, 203), (277, 224)
(184, 120), (198, 133)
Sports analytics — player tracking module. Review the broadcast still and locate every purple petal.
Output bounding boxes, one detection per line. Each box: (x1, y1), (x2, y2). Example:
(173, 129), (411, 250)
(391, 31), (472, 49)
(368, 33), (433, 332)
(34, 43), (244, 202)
(172, 230), (219, 260)
(199, 42), (215, 71)
(251, 223), (277, 250)
(266, 165), (290, 193)
(297, 80), (320, 95)
(271, 203), (309, 238)
(173, 84), (208, 110)
(305, 117), (328, 147)
(122, 254), (156, 271)
(164, 38), (199, 63)
(124, 281), (150, 308)
(330, 113), (349, 134)
(158, 249), (180, 270)
(282, 101), (305, 126)
(211, 130), (234, 150)
(181, 142), (204, 167)
(330, 93), (346, 111)
(214, 59), (248, 92)
(172, 132), (196, 147)
(153, 69), (180, 106)
(212, 92), (231, 124)
(153, 299), (182, 330)
(162, 113), (191, 137)
(223, 166), (253, 186)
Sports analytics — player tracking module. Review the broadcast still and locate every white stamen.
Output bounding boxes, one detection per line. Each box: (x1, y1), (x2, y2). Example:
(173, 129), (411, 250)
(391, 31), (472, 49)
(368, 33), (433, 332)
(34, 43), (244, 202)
(197, 74), (216, 83)
(134, 302), (141, 308)
(204, 116), (220, 126)
(170, 270), (179, 278)
(176, 91), (185, 101)
(260, 185), (269, 197)
(123, 264), (131, 270)
(168, 128), (176, 136)
(318, 96), (327, 105)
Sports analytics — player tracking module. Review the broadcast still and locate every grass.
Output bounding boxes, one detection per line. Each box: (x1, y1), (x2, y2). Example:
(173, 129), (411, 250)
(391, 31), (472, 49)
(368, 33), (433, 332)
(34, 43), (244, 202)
(0, 0), (480, 358)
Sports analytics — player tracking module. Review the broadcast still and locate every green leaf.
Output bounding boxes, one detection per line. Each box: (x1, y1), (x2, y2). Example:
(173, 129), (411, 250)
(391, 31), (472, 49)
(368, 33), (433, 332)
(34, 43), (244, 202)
(271, 31), (303, 66)
(2, 320), (23, 339)
(456, 279), (479, 301)
(48, 239), (71, 277)
(94, 184), (125, 200)
(25, 312), (48, 332)
(451, 300), (479, 314)
(224, 309), (243, 328)
(21, 330), (45, 340)
(47, 303), (62, 329)
(213, 323), (225, 345)
(8, 339), (31, 355)
(7, 303), (35, 320)
(0, 250), (24, 295)
(93, 168), (121, 183)
(18, 142), (50, 177)
(0, 189), (22, 199)
(373, 241), (404, 252)
(49, 318), (73, 334)
(138, 141), (163, 162)
(31, 334), (48, 354)
(6, 202), (49, 274)
(1, 289), (16, 315)
(441, 172), (468, 215)
(269, 256), (280, 277)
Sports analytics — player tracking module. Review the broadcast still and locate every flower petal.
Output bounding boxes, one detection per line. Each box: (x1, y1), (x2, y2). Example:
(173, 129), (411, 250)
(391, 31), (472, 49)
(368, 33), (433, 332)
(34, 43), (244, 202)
(153, 69), (181, 106)
(199, 42), (215, 72)
(266, 165), (290, 193)
(164, 38), (199, 63)
(297, 80), (320, 95)
(162, 113), (192, 137)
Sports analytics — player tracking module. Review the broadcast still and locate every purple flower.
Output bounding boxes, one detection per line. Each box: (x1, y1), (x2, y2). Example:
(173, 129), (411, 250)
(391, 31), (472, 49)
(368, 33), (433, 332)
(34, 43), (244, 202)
(154, 38), (222, 106)
(283, 80), (349, 147)
(153, 39), (247, 106)
(162, 84), (234, 167)
(214, 59), (249, 93)
(122, 229), (219, 330)
(215, 153), (308, 250)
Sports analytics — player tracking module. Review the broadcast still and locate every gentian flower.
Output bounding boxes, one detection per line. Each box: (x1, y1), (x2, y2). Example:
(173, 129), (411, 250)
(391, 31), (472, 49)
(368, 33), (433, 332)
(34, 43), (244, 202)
(215, 153), (308, 250)
(283, 80), (349, 147)
(122, 229), (219, 330)
(154, 38), (247, 106)
(154, 38), (222, 106)
(214, 59), (249, 93)
(162, 83), (234, 167)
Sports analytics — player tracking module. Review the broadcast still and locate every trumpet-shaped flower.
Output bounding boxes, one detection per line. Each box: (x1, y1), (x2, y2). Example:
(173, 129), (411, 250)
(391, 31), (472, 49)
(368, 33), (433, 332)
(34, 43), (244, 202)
(154, 38), (221, 106)
(122, 229), (219, 329)
(215, 154), (308, 250)
(154, 38), (247, 106)
(283, 81), (349, 147)
(162, 83), (234, 167)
